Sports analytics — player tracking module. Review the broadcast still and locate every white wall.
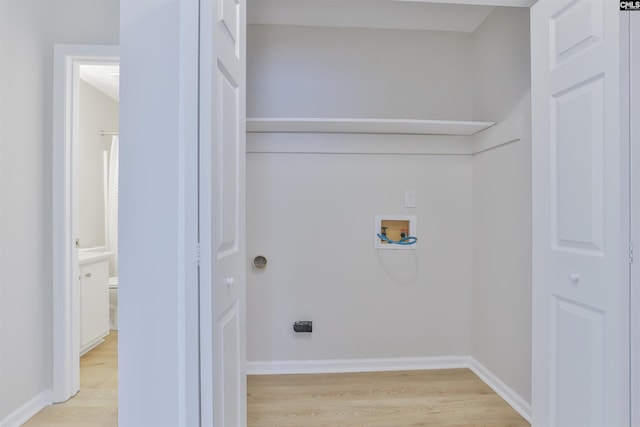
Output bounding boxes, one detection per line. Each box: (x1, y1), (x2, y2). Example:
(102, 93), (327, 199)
(246, 25), (475, 364)
(470, 7), (531, 403)
(0, 0), (119, 422)
(119, 0), (200, 425)
(78, 79), (118, 249)
(248, 24), (474, 120)
(247, 151), (473, 362)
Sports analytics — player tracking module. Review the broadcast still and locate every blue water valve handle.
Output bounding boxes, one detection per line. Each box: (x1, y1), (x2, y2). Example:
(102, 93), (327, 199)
(377, 233), (418, 245)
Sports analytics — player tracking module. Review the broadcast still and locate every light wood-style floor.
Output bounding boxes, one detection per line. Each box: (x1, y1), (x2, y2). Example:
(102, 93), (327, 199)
(23, 335), (529, 426)
(248, 369), (530, 427)
(23, 332), (118, 427)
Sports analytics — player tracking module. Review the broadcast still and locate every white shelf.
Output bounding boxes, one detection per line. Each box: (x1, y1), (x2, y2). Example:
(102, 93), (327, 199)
(246, 117), (496, 136)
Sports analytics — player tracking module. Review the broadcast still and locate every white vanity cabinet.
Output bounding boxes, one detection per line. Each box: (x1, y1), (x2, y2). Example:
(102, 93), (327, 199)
(78, 251), (111, 355)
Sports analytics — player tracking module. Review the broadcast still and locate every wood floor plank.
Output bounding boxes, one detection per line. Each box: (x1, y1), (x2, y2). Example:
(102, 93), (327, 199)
(247, 370), (530, 427)
(23, 336), (529, 427)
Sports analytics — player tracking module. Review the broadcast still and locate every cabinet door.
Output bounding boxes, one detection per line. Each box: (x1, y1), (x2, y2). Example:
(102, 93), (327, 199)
(80, 260), (110, 350)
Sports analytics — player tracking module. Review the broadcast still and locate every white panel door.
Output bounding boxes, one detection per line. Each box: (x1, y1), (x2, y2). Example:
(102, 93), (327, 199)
(531, 1), (630, 426)
(199, 0), (247, 426)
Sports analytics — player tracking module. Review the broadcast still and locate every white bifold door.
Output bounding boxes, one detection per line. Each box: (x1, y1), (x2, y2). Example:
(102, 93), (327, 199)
(531, 1), (630, 426)
(199, 0), (247, 426)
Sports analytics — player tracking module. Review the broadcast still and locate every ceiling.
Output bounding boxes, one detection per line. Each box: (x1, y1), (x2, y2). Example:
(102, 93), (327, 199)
(80, 64), (120, 102)
(247, 0), (529, 33)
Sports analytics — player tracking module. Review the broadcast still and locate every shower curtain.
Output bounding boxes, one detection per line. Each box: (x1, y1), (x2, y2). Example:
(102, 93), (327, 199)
(107, 135), (119, 277)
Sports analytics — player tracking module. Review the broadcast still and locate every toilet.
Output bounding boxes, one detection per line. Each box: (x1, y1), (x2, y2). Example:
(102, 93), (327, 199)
(108, 276), (118, 330)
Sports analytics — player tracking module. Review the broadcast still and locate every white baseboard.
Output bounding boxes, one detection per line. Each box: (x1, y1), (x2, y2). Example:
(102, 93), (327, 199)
(468, 358), (532, 423)
(0, 390), (52, 427)
(247, 356), (531, 423)
(247, 356), (469, 376)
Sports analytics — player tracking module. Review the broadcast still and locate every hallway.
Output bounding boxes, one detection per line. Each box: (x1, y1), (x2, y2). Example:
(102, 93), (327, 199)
(23, 333), (118, 427)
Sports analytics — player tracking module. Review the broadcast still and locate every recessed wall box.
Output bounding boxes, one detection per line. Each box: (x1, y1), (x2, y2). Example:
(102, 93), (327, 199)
(375, 215), (417, 250)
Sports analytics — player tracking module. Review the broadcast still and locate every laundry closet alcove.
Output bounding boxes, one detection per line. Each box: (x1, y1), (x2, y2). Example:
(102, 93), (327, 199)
(245, 3), (531, 419)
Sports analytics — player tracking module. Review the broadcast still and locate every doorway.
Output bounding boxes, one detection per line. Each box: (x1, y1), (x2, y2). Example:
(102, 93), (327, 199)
(52, 44), (119, 403)
(244, 2), (532, 417)
(77, 62), (119, 357)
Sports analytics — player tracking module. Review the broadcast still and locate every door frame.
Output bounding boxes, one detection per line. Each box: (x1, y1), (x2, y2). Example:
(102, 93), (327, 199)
(52, 44), (119, 403)
(631, 11), (640, 426)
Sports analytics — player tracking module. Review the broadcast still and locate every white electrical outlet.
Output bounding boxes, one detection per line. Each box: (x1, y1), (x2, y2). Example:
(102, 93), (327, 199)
(404, 190), (416, 208)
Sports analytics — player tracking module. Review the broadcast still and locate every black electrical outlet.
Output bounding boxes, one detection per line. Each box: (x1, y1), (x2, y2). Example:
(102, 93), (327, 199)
(293, 321), (312, 333)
